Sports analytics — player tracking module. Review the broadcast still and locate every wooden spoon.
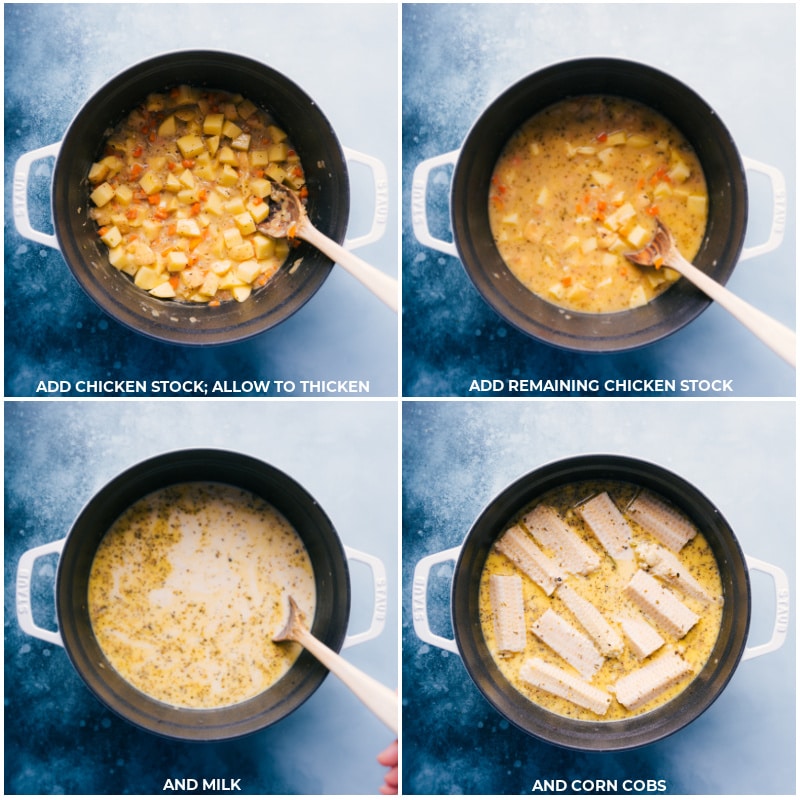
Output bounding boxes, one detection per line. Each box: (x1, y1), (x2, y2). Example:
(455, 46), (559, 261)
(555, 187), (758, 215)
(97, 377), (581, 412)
(258, 182), (398, 312)
(626, 219), (795, 367)
(273, 596), (398, 733)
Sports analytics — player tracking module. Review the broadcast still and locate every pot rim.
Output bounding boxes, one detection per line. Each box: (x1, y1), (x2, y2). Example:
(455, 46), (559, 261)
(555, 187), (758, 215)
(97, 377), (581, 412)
(450, 453), (751, 751)
(52, 50), (349, 346)
(54, 448), (351, 741)
(450, 56), (748, 353)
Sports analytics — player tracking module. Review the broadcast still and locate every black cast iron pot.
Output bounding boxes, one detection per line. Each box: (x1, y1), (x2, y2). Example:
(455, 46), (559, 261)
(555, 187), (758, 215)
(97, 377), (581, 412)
(35, 51), (350, 345)
(414, 455), (761, 751)
(18, 449), (352, 741)
(426, 58), (750, 352)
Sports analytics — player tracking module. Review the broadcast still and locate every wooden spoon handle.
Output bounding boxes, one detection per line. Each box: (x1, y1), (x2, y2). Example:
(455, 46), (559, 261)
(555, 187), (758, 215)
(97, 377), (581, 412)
(296, 627), (398, 733)
(674, 254), (795, 368)
(301, 221), (398, 312)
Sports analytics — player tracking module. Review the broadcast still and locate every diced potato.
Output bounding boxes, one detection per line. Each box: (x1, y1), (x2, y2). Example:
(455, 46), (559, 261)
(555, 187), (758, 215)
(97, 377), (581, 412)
(88, 161), (110, 184)
(249, 177), (272, 198)
(194, 162), (218, 182)
(203, 113), (225, 136)
(204, 191), (225, 216)
(218, 165), (238, 187)
(236, 260), (262, 283)
(232, 285), (252, 303)
(626, 134), (651, 148)
(172, 85), (197, 106)
(561, 235), (580, 252)
(231, 132), (252, 151)
(566, 281), (590, 301)
(167, 251), (189, 271)
(267, 125), (287, 143)
(629, 285), (648, 308)
(224, 197), (247, 216)
(604, 202), (636, 231)
(139, 171), (163, 196)
(100, 225), (122, 248)
(591, 170), (613, 187)
(211, 259), (233, 276)
(217, 146), (237, 165)
(536, 187), (550, 207)
(176, 218), (201, 238)
(100, 155), (124, 177)
(222, 120), (243, 140)
(250, 150), (270, 168)
(668, 160), (691, 183)
(177, 188), (199, 205)
(247, 197), (270, 224)
(177, 134), (206, 159)
(626, 224), (650, 248)
(115, 184), (134, 205)
(653, 181), (672, 199)
(237, 99), (258, 121)
(222, 227), (244, 249)
(134, 265), (164, 291)
(141, 219), (162, 241)
(150, 281), (177, 298)
(108, 244), (130, 270)
(179, 168), (195, 189)
(606, 131), (626, 146)
(218, 270), (247, 290)
(128, 241), (156, 265)
(229, 241), (255, 261)
(234, 212), (257, 236)
(164, 174), (182, 193)
(547, 282), (565, 299)
(252, 233), (275, 260)
(268, 143), (289, 162)
(146, 93), (166, 112)
(581, 237), (597, 254)
(206, 135), (220, 157)
(90, 182), (116, 207)
(199, 272), (220, 297)
(687, 194), (707, 215)
(158, 115), (177, 138)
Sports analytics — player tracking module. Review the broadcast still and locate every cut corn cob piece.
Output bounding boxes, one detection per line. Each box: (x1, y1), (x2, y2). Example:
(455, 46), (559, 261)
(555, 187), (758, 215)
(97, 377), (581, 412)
(489, 574), (526, 655)
(625, 570), (699, 638)
(635, 541), (719, 606)
(617, 613), (665, 660)
(495, 525), (563, 596)
(520, 657), (611, 715)
(522, 504), (601, 575)
(577, 492), (634, 560)
(532, 608), (604, 679)
(557, 583), (624, 657)
(612, 651), (693, 711)
(628, 491), (697, 551)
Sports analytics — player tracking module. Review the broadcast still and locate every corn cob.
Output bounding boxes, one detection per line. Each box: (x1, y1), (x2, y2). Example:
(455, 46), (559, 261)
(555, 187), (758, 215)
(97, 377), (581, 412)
(577, 492), (634, 561)
(635, 541), (719, 606)
(520, 657), (611, 715)
(531, 608), (604, 679)
(557, 583), (624, 657)
(495, 524), (563, 596)
(624, 569), (699, 638)
(522, 504), (601, 575)
(612, 651), (693, 711)
(489, 574), (527, 655)
(627, 490), (697, 551)
(616, 613), (665, 660)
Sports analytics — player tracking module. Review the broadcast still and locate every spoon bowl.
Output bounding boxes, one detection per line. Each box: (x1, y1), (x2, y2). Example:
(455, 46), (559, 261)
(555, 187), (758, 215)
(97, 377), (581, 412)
(626, 219), (795, 367)
(273, 596), (398, 733)
(259, 182), (398, 312)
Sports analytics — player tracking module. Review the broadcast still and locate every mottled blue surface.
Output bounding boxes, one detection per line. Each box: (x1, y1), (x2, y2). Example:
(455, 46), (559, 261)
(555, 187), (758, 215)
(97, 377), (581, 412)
(402, 3), (796, 397)
(402, 400), (795, 794)
(4, 3), (398, 399)
(5, 401), (398, 794)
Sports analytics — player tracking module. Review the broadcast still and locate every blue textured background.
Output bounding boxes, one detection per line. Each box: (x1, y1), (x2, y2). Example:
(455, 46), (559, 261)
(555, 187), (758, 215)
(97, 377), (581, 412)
(5, 400), (398, 794)
(4, 3), (398, 399)
(402, 399), (795, 794)
(401, 3), (796, 397)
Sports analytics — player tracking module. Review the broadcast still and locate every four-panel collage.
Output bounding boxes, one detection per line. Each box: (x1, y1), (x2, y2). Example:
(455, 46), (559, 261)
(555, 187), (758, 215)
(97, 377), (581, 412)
(3, 2), (796, 797)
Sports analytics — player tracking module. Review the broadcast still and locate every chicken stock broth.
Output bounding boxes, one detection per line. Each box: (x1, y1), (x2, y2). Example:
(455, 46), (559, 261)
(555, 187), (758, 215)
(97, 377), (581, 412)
(479, 480), (723, 721)
(88, 482), (316, 709)
(489, 96), (708, 313)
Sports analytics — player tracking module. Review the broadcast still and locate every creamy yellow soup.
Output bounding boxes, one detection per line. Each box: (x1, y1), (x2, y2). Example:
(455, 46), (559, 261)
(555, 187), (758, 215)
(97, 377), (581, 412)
(479, 481), (723, 721)
(489, 96), (708, 313)
(88, 482), (315, 709)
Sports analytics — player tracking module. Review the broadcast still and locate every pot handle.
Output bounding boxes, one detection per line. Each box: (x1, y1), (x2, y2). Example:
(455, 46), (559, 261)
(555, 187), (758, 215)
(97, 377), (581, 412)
(410, 150), (460, 257)
(741, 554), (790, 661)
(411, 545), (461, 654)
(740, 157), (786, 262)
(13, 142), (61, 249)
(16, 538), (65, 647)
(341, 545), (388, 649)
(342, 146), (389, 251)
